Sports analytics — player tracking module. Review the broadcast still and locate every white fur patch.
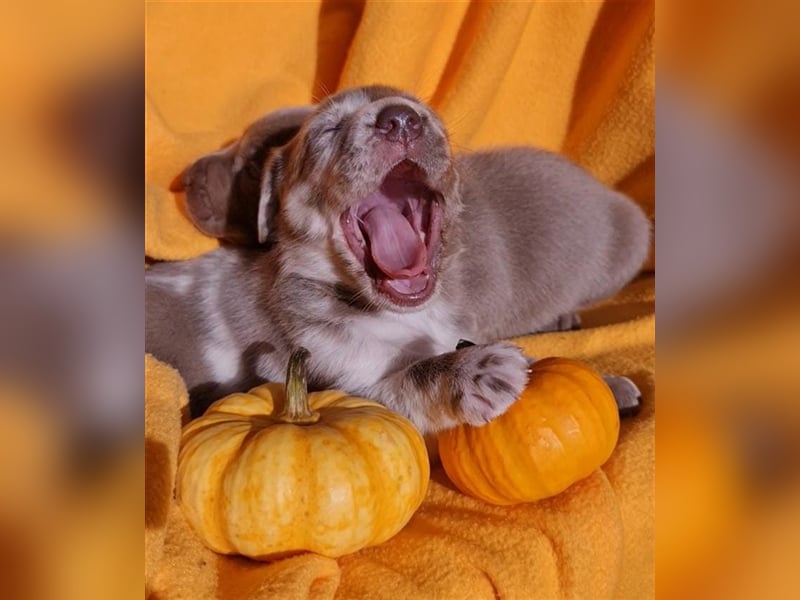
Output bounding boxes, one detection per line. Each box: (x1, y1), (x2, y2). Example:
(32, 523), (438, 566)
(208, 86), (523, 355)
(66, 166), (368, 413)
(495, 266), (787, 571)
(146, 272), (194, 296)
(302, 299), (461, 393)
(199, 270), (241, 383)
(256, 183), (271, 244)
(202, 342), (240, 383)
(365, 304), (461, 353)
(284, 182), (329, 240)
(280, 246), (340, 283)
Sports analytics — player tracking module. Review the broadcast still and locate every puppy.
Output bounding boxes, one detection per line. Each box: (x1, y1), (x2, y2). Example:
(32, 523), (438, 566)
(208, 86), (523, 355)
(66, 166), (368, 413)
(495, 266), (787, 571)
(146, 85), (650, 433)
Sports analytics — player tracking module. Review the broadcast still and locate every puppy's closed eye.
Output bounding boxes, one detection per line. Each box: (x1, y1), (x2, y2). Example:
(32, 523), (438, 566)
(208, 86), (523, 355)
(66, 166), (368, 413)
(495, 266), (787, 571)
(322, 124), (342, 135)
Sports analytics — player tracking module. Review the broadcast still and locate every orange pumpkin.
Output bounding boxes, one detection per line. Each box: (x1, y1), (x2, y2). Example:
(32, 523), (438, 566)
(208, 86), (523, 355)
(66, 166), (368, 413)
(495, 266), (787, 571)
(177, 348), (430, 559)
(438, 357), (620, 505)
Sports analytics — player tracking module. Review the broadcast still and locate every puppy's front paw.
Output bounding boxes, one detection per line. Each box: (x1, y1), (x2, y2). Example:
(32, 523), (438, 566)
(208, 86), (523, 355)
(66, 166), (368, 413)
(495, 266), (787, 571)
(455, 343), (530, 426)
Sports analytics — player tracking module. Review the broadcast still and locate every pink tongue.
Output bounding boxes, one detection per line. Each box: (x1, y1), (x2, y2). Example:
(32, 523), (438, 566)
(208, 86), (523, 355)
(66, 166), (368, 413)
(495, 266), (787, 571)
(361, 206), (426, 278)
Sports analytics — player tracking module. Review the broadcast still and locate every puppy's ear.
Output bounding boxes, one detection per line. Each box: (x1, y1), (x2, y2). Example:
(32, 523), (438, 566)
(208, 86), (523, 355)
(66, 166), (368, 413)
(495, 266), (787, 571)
(182, 106), (313, 245)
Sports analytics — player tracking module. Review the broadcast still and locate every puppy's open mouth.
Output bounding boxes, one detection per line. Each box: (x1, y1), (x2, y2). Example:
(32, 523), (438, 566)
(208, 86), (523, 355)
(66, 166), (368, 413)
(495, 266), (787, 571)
(341, 160), (442, 306)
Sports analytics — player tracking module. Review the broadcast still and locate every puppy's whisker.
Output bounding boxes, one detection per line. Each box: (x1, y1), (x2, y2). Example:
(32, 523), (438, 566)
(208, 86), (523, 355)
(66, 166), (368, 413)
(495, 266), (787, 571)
(448, 141), (475, 153)
(312, 80), (335, 103)
(441, 110), (475, 140)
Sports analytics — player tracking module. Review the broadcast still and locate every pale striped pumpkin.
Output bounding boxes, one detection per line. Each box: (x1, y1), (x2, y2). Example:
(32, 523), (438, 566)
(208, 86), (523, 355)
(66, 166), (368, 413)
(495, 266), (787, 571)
(177, 348), (429, 559)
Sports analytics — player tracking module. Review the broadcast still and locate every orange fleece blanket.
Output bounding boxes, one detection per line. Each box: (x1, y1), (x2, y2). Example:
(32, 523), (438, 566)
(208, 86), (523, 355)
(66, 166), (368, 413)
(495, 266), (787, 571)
(145, 2), (654, 598)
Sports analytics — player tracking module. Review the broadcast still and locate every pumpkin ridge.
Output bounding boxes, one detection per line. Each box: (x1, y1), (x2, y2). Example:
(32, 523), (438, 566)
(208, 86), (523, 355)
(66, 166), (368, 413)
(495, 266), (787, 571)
(554, 367), (613, 464)
(249, 383), (284, 403)
(539, 372), (582, 493)
(569, 373), (608, 465)
(208, 388), (280, 416)
(350, 420), (397, 545)
(181, 413), (251, 441)
(218, 424), (273, 553)
(301, 423), (343, 554)
(437, 431), (467, 498)
(551, 370), (602, 493)
(466, 425), (509, 505)
(446, 429), (487, 502)
(445, 430), (475, 500)
(317, 404), (391, 423)
(579, 375), (618, 465)
(325, 419), (387, 553)
(544, 368), (615, 491)
(513, 388), (566, 501)
(283, 425), (318, 554)
(513, 387), (554, 498)
(183, 422), (252, 553)
(315, 396), (383, 410)
(289, 425), (318, 554)
(373, 415), (429, 540)
(339, 409), (428, 546)
(490, 404), (534, 503)
(588, 373), (618, 457)
(179, 420), (249, 464)
(330, 418), (404, 546)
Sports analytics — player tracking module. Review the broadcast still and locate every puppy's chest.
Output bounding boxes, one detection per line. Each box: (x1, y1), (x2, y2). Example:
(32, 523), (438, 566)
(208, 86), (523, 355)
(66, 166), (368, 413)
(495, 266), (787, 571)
(310, 307), (462, 389)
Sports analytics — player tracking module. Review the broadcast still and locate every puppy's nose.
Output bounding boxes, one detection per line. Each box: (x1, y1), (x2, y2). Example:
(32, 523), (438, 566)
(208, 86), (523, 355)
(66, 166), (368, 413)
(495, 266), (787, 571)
(375, 105), (422, 143)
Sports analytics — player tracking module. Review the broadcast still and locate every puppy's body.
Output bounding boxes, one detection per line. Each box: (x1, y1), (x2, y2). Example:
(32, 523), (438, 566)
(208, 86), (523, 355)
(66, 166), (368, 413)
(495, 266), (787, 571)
(146, 86), (649, 432)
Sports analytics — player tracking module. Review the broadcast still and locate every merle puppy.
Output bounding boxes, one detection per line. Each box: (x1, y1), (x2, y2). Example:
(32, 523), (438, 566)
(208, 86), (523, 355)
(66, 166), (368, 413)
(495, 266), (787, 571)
(146, 85), (650, 433)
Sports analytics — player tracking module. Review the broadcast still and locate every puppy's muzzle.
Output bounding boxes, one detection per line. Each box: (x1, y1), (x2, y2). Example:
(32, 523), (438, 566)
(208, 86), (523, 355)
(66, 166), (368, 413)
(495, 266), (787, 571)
(375, 104), (423, 144)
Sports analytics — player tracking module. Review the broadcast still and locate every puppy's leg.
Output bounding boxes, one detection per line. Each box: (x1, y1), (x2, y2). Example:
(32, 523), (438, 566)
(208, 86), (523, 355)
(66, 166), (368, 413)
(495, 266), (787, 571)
(536, 312), (582, 333)
(603, 375), (642, 417)
(366, 342), (530, 434)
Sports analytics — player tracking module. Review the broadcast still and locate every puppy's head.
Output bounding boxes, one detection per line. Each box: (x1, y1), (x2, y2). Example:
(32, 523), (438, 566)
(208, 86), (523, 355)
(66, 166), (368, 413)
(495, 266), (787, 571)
(186, 85), (460, 310)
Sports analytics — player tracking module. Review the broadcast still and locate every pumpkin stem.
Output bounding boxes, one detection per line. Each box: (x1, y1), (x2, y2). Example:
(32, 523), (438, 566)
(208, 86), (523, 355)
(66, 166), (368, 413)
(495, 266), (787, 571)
(278, 347), (321, 424)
